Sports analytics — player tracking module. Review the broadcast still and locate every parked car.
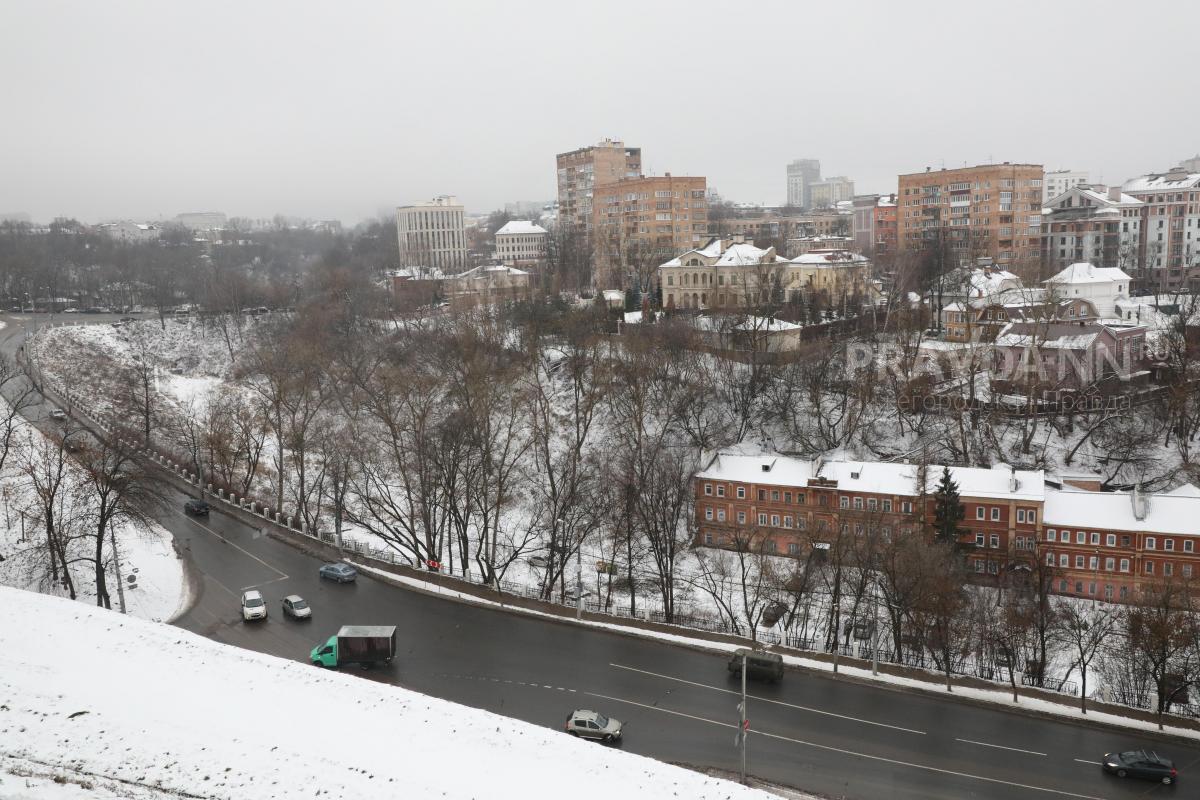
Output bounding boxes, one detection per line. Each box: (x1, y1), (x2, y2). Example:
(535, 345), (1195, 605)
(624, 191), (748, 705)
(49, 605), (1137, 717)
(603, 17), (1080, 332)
(184, 498), (210, 515)
(565, 709), (623, 743)
(282, 595), (312, 620)
(527, 554), (549, 569)
(728, 648), (784, 683)
(1102, 750), (1177, 785)
(48, 409), (67, 422)
(319, 563), (357, 583)
(240, 590), (267, 622)
(63, 308), (79, 314)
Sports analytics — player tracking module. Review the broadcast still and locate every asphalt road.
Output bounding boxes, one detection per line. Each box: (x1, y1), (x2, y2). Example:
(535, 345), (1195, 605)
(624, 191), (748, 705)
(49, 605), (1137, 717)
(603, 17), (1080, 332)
(3, 313), (1197, 799)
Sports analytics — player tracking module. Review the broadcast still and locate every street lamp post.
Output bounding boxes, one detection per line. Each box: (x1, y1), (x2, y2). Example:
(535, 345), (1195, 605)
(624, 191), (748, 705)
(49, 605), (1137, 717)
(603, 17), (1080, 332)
(575, 527), (583, 621)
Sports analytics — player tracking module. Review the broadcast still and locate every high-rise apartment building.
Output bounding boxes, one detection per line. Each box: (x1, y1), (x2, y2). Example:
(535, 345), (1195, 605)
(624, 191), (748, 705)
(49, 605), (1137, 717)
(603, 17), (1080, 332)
(395, 195), (467, 271)
(898, 163), (1044, 267)
(851, 194), (898, 256)
(786, 159), (821, 208)
(1122, 166), (1200, 292)
(1042, 185), (1142, 276)
(555, 139), (642, 233)
(809, 176), (855, 209)
(592, 174), (706, 287)
(1043, 169), (1089, 202)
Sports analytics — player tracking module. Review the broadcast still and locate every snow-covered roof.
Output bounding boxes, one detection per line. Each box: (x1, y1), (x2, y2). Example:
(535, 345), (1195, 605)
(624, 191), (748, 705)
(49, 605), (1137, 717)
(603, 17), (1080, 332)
(1043, 489), (1200, 535)
(451, 264), (529, 279)
(716, 243), (785, 266)
(1123, 171), (1200, 193)
(994, 328), (1099, 351)
(1165, 483), (1200, 498)
(790, 250), (869, 267)
(697, 452), (1044, 501)
(602, 289), (624, 300)
(731, 315), (801, 332)
(1045, 263), (1131, 286)
(495, 220), (547, 236)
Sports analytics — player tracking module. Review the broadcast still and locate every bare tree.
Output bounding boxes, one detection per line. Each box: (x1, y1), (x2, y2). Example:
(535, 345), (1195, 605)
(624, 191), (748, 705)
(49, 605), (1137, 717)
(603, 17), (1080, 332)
(1056, 600), (1119, 714)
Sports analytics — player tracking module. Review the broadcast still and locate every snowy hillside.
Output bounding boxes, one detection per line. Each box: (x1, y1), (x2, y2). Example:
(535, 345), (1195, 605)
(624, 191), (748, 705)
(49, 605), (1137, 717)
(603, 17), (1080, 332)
(0, 586), (774, 800)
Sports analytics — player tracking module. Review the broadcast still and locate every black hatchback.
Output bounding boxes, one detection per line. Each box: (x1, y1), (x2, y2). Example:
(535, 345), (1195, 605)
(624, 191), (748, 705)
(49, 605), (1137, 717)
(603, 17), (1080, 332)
(184, 498), (210, 515)
(1102, 749), (1177, 785)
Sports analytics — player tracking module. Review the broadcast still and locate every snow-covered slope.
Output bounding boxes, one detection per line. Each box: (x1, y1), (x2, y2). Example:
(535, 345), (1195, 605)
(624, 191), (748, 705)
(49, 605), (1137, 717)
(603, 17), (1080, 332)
(0, 586), (773, 800)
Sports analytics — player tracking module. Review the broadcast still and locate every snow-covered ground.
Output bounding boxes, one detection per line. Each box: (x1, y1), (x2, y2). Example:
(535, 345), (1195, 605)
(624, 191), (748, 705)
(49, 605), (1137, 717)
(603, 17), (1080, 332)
(0, 586), (776, 800)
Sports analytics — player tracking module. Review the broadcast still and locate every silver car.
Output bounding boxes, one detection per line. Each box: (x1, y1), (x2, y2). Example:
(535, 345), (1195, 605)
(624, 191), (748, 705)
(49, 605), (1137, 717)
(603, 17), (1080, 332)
(240, 590), (267, 621)
(565, 709), (623, 743)
(282, 595), (312, 619)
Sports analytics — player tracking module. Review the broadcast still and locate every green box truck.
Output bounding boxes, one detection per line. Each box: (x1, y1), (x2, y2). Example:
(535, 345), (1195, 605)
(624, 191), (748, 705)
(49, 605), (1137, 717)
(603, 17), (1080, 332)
(311, 625), (397, 668)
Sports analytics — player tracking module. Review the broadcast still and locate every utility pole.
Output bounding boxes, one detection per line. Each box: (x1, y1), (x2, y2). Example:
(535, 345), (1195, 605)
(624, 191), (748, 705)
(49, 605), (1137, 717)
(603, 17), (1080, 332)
(575, 528), (583, 621)
(110, 527), (127, 614)
(739, 652), (748, 783)
(871, 573), (880, 676)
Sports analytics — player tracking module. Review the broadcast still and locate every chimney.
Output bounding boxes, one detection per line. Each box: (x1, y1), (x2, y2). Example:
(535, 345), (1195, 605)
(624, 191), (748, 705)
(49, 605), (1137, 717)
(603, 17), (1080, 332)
(1107, 185), (1122, 202)
(1130, 484), (1148, 521)
(1008, 466), (1018, 493)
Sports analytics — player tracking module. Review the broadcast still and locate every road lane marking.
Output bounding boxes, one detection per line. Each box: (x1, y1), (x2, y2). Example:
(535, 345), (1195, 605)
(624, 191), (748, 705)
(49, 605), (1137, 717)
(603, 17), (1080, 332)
(956, 737), (1046, 756)
(176, 511), (288, 581)
(585, 691), (1103, 799)
(609, 662), (924, 735)
(1074, 759), (1101, 765)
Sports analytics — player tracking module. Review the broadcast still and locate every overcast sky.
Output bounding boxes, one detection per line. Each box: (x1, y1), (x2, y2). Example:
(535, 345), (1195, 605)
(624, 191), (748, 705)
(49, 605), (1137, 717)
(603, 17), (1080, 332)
(2, 1), (1197, 225)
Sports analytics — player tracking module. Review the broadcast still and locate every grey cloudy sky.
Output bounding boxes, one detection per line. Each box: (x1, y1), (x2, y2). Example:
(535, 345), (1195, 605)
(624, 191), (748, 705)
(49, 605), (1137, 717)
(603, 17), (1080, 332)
(2, 0), (1197, 225)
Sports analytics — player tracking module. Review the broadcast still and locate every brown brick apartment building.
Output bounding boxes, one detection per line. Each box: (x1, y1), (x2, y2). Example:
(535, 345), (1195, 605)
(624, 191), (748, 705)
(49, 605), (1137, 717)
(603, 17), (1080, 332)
(555, 138), (643, 234)
(593, 174), (707, 287)
(898, 163), (1044, 268)
(694, 451), (1200, 603)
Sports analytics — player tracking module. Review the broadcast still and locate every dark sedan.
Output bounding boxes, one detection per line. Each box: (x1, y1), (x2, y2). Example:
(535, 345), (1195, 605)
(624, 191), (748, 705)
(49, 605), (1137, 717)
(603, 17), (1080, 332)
(1102, 749), (1177, 785)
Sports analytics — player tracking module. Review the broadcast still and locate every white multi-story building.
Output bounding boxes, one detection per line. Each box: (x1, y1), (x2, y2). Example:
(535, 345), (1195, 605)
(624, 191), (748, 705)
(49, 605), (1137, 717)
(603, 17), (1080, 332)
(1043, 169), (1089, 202)
(96, 220), (160, 242)
(786, 159), (821, 208)
(396, 195), (467, 271)
(1122, 167), (1200, 292)
(174, 211), (227, 231)
(494, 220), (548, 266)
(808, 176), (855, 209)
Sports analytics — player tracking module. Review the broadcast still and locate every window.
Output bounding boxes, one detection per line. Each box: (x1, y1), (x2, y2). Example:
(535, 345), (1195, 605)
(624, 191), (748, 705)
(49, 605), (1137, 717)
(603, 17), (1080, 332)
(974, 559), (985, 573)
(1121, 535), (1130, 546)
(1165, 563), (1174, 577)
(705, 507), (713, 520)
(765, 540), (777, 553)
(1186, 540), (1195, 553)
(1046, 529), (1056, 542)
(788, 542), (800, 555)
(1105, 584), (1114, 600)
(868, 498), (878, 511)
(1045, 552), (1055, 566)
(840, 497), (849, 509)
(1076, 531), (1085, 545)
(1120, 558), (1130, 572)
(704, 483), (712, 496)
(975, 532), (985, 547)
(717, 509), (726, 522)
(797, 517), (807, 531)
(1145, 561), (1154, 575)
(883, 499), (892, 512)
(758, 489), (766, 501)
(784, 491), (791, 503)
(758, 513), (767, 526)
(1165, 539), (1175, 552)
(901, 501), (912, 514)
(771, 490), (780, 502)
(976, 506), (985, 520)
(704, 532), (714, 545)
(736, 487), (745, 499)
(770, 514), (780, 527)
(1060, 580), (1069, 593)
(1105, 557), (1115, 571)
(1120, 586), (1129, 600)
(1059, 554), (1069, 567)
(1106, 534), (1116, 547)
(717, 485), (725, 497)
(990, 534), (1000, 549)
(797, 493), (806, 505)
(1017, 509), (1025, 523)
(737, 512), (746, 524)
(1090, 532), (1100, 546)
(1146, 537), (1156, 550)
(854, 497), (864, 510)
(1027, 510), (1035, 524)
(1185, 565), (1194, 578)
(783, 516), (793, 528)
(1075, 555), (1085, 569)
(991, 507), (1000, 521)
(1089, 556), (1098, 570)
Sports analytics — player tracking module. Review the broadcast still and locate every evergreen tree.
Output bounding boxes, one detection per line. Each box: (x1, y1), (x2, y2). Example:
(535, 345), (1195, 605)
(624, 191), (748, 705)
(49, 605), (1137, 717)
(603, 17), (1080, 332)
(932, 466), (965, 544)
